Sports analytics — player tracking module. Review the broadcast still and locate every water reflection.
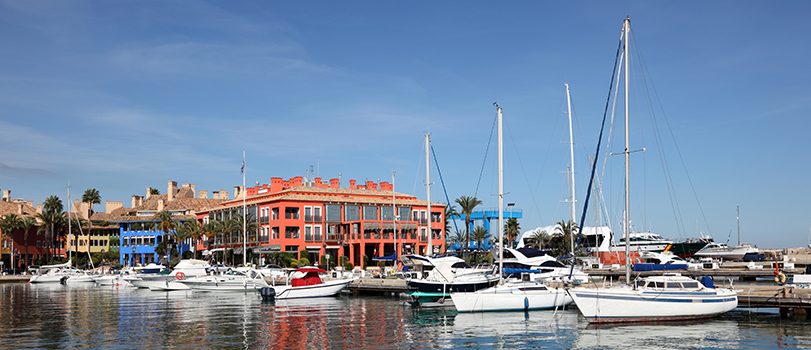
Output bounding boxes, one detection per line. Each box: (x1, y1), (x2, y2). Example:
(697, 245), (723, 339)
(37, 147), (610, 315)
(1, 284), (811, 349)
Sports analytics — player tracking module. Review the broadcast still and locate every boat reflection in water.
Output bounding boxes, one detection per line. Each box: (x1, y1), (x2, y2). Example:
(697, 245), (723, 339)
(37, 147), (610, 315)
(449, 309), (581, 348)
(574, 318), (741, 349)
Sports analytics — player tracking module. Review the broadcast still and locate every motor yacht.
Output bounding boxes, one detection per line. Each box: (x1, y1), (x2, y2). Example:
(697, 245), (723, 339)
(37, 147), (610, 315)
(181, 268), (268, 292)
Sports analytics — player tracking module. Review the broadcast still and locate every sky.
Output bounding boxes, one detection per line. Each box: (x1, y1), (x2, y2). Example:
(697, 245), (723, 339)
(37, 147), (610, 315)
(1, 1), (810, 248)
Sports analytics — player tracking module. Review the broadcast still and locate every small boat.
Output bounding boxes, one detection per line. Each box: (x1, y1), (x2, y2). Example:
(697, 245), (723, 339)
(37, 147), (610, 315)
(452, 279), (571, 312)
(148, 280), (191, 292)
(266, 267), (353, 300)
(570, 273), (737, 323)
(694, 242), (758, 261)
(130, 259), (208, 289)
(182, 268), (268, 292)
(667, 235), (714, 259)
(501, 247), (589, 283)
(632, 251), (690, 271)
(403, 255), (499, 294)
(29, 261), (73, 284)
(63, 270), (97, 284)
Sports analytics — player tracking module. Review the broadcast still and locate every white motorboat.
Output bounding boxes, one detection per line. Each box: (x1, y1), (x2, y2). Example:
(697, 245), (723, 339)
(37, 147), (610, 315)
(148, 280), (191, 292)
(129, 259), (209, 289)
(694, 242), (758, 261)
(618, 232), (673, 252)
(569, 274), (738, 323)
(29, 261), (74, 284)
(451, 279), (572, 312)
(182, 268), (268, 292)
(403, 254), (499, 294)
(569, 17), (738, 323)
(63, 270), (97, 284)
(501, 247), (589, 284)
(266, 268), (353, 300)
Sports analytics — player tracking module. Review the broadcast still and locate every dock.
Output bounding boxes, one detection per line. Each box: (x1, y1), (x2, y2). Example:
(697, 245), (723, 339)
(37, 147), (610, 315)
(582, 268), (805, 280)
(0, 275), (30, 283)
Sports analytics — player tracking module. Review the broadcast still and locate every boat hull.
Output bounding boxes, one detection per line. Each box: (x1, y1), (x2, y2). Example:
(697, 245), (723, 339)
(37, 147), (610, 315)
(272, 279), (352, 299)
(632, 263), (688, 272)
(452, 286), (572, 312)
(148, 281), (191, 291)
(569, 287), (738, 323)
(668, 241), (711, 259)
(183, 280), (267, 292)
(406, 276), (499, 294)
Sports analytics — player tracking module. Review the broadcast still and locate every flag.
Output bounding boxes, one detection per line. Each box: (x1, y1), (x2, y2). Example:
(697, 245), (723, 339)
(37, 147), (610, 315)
(241, 151), (245, 174)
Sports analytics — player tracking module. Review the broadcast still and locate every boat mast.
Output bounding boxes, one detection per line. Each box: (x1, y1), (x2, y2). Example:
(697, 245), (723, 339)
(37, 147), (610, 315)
(736, 205), (740, 246)
(67, 184), (72, 265)
(565, 82), (576, 255)
(425, 132), (432, 256)
(392, 171), (397, 259)
(496, 103), (504, 281)
(242, 150), (247, 267)
(623, 16), (631, 284)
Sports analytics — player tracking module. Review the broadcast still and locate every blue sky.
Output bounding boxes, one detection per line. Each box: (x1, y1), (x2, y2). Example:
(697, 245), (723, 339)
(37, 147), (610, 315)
(1, 1), (810, 248)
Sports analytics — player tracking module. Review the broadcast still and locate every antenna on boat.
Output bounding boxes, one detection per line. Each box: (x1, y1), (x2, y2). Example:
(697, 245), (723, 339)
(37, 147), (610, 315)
(623, 16), (632, 285)
(495, 102), (504, 283)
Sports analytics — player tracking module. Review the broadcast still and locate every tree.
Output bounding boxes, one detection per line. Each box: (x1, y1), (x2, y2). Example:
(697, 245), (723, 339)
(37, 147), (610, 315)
(20, 216), (36, 266)
(176, 221), (203, 259)
(528, 230), (551, 249)
(157, 211), (177, 261)
(203, 220), (222, 249)
(504, 218), (521, 249)
(39, 195), (64, 262)
(557, 219), (579, 256)
(81, 188), (101, 217)
(149, 188), (160, 195)
(0, 214), (21, 268)
(443, 205), (458, 238)
(454, 195), (482, 258)
(232, 214), (258, 244)
(471, 225), (488, 262)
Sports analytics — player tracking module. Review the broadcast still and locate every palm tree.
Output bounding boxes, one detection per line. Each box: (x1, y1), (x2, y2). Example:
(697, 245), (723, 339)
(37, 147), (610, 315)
(176, 221), (203, 259)
(20, 216), (36, 266)
(443, 205), (458, 238)
(157, 211), (177, 260)
(40, 195), (64, 262)
(220, 218), (241, 265)
(471, 225), (488, 263)
(557, 219), (579, 256)
(232, 214), (258, 243)
(504, 218), (521, 249)
(81, 188), (101, 217)
(528, 230), (550, 249)
(0, 214), (21, 268)
(454, 195), (482, 258)
(203, 219), (222, 250)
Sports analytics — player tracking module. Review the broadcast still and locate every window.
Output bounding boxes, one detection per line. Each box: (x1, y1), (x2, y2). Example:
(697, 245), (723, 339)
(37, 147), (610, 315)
(305, 207), (313, 222)
(420, 228), (428, 242)
(260, 208), (270, 224)
(285, 227), (300, 239)
(666, 282), (684, 289)
(314, 225), (322, 241)
(305, 225), (313, 242)
(285, 207), (300, 219)
(381, 207), (394, 221)
(682, 282), (699, 289)
(326, 204), (341, 223)
(271, 208), (279, 220)
(272, 227), (279, 240)
(313, 207), (322, 222)
(345, 205), (360, 221)
(363, 206), (377, 220)
(260, 227), (269, 242)
(399, 207), (411, 222)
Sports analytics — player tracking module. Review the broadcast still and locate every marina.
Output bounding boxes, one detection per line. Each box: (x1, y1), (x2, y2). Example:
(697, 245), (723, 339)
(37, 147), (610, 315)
(1, 2), (810, 349)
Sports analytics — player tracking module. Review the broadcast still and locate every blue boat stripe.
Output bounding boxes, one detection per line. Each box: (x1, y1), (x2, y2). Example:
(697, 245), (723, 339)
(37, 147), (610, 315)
(574, 292), (736, 304)
(640, 291), (719, 296)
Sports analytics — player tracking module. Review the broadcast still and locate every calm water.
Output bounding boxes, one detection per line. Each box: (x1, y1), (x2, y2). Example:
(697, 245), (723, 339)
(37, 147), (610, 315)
(1, 283), (810, 349)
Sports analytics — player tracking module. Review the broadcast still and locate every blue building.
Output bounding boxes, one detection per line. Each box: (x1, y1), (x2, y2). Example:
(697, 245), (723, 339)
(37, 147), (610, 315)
(95, 180), (223, 266)
(448, 207), (523, 251)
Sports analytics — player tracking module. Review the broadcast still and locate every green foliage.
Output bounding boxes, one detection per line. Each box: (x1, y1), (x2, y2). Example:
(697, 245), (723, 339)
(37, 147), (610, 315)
(504, 217), (521, 249)
(82, 188), (101, 216)
(455, 195), (482, 258)
(265, 252), (295, 267)
(298, 257), (310, 267)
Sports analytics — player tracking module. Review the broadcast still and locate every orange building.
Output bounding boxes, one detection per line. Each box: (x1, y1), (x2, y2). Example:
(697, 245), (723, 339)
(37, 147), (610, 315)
(196, 176), (445, 268)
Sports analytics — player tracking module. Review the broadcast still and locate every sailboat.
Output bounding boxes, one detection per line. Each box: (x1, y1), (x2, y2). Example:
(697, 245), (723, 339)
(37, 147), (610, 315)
(568, 17), (738, 323)
(694, 206), (759, 261)
(451, 104), (572, 313)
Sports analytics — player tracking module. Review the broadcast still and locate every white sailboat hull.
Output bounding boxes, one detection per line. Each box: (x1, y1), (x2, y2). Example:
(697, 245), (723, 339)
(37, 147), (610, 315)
(182, 275), (268, 292)
(148, 281), (191, 291)
(569, 286), (738, 323)
(451, 283), (572, 312)
(272, 279), (352, 300)
(29, 275), (68, 284)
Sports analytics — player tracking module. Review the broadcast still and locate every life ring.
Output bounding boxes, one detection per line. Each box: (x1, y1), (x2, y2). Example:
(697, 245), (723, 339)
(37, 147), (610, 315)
(176, 272), (186, 280)
(774, 272), (787, 285)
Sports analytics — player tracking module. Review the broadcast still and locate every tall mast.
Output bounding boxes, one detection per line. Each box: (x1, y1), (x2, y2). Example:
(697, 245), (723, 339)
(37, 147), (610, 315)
(623, 17), (631, 284)
(242, 150), (247, 267)
(736, 205), (740, 246)
(496, 103), (504, 281)
(425, 133), (432, 256)
(67, 185), (72, 264)
(565, 82), (576, 255)
(392, 171), (397, 258)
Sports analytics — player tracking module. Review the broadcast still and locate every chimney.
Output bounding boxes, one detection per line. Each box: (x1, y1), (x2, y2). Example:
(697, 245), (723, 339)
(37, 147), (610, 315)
(349, 179), (357, 189)
(222, 191), (230, 200)
(167, 180), (177, 201)
(314, 177), (322, 185)
(329, 178), (339, 189)
(199, 190), (208, 199)
(2, 189), (10, 202)
(131, 196), (138, 209)
(189, 184), (196, 197)
(270, 177), (283, 192)
(212, 191), (220, 200)
(233, 186), (241, 199)
(146, 187), (153, 200)
(36, 204), (43, 214)
(105, 201), (123, 214)
(17, 203), (23, 215)
(157, 199), (165, 212)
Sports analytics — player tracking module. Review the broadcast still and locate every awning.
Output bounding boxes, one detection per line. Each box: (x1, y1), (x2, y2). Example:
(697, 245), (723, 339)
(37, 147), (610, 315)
(373, 254), (397, 262)
(254, 245), (282, 254)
